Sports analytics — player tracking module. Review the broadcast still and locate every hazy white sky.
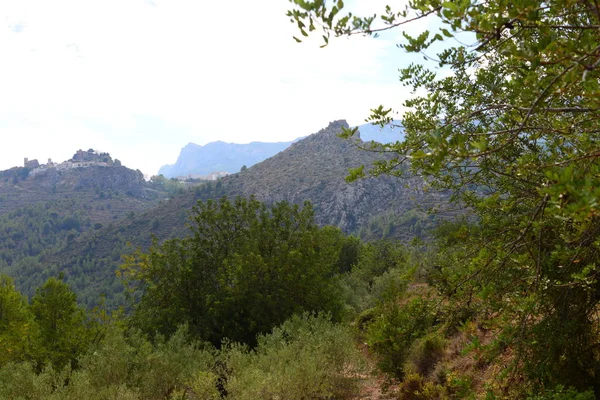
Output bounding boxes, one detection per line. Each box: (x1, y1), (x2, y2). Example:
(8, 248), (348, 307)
(0, 0), (437, 175)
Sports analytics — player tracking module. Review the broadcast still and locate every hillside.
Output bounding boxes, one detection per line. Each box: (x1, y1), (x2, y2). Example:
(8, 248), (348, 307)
(219, 120), (439, 231)
(0, 149), (165, 217)
(39, 120), (449, 307)
(0, 150), (171, 305)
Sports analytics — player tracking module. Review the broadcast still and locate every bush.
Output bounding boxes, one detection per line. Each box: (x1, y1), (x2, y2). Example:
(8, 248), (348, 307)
(223, 312), (364, 400)
(0, 325), (220, 400)
(397, 373), (448, 400)
(78, 325), (218, 400)
(341, 247), (410, 318)
(0, 362), (55, 399)
(405, 333), (446, 377)
(366, 296), (436, 378)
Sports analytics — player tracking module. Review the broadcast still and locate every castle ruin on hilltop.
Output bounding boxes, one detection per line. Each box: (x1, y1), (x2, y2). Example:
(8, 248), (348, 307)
(26, 149), (116, 177)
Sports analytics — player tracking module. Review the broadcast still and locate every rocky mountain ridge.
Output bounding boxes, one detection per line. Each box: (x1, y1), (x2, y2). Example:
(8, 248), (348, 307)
(158, 121), (404, 179)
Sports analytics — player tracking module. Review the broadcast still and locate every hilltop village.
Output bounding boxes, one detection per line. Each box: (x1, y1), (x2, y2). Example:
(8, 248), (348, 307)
(25, 149), (120, 178)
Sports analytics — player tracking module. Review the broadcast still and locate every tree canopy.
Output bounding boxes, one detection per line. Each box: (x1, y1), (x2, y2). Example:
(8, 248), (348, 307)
(288, 0), (600, 393)
(121, 196), (350, 346)
(30, 276), (92, 369)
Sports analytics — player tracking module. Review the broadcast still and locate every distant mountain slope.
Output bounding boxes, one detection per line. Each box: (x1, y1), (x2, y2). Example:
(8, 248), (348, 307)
(39, 121), (449, 307)
(0, 150), (172, 305)
(158, 139), (301, 178)
(159, 122), (404, 179)
(0, 150), (165, 217)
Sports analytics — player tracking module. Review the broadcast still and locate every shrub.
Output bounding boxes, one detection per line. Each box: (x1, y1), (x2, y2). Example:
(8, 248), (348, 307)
(366, 296), (436, 378)
(0, 324), (221, 399)
(79, 325), (218, 400)
(397, 373), (448, 400)
(341, 253), (410, 318)
(0, 362), (55, 399)
(405, 333), (446, 377)
(223, 312), (364, 400)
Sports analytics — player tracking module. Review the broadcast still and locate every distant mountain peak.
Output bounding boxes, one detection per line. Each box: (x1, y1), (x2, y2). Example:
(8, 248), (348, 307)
(158, 120), (400, 179)
(158, 136), (303, 178)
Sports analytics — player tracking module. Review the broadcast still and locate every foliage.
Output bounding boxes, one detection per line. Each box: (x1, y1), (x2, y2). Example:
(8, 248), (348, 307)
(79, 325), (218, 400)
(341, 239), (411, 316)
(0, 325), (220, 400)
(30, 277), (93, 370)
(526, 386), (596, 400)
(0, 289), (361, 399)
(366, 295), (437, 379)
(0, 274), (36, 365)
(288, 0), (600, 393)
(121, 196), (346, 346)
(223, 312), (363, 400)
(396, 373), (449, 400)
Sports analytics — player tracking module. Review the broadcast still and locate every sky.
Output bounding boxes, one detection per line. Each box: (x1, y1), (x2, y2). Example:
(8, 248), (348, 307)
(0, 0), (442, 176)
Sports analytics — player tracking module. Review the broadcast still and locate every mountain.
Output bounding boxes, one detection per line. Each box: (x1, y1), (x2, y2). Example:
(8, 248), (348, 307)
(0, 149), (167, 216)
(210, 120), (434, 232)
(37, 120), (449, 307)
(158, 122), (403, 179)
(158, 139), (301, 178)
(0, 150), (174, 305)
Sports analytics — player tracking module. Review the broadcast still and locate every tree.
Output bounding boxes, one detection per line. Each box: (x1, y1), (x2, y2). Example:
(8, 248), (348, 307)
(288, 0), (600, 394)
(121, 196), (345, 346)
(30, 277), (91, 369)
(0, 274), (35, 365)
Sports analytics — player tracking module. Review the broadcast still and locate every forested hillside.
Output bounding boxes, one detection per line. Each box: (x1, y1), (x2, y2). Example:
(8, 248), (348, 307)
(34, 121), (445, 307)
(1, 0), (598, 398)
(0, 151), (172, 306)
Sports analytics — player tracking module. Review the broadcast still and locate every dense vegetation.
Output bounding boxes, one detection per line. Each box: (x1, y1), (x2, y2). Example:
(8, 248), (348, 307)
(120, 197), (350, 346)
(0, 197), (393, 399)
(288, 0), (600, 397)
(1, 0), (599, 398)
(0, 123), (437, 312)
(2, 194), (598, 398)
